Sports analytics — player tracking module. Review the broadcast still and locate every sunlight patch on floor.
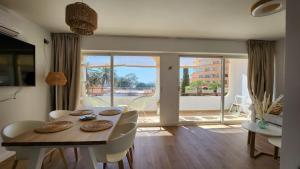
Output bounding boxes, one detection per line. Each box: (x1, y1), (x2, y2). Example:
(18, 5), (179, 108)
(136, 127), (173, 137)
(197, 124), (244, 134)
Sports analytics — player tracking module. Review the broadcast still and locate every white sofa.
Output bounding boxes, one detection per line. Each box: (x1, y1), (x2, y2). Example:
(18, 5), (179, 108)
(250, 104), (283, 126)
(264, 113), (283, 126)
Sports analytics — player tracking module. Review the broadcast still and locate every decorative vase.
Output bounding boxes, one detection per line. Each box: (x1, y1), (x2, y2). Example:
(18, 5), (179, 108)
(257, 119), (267, 129)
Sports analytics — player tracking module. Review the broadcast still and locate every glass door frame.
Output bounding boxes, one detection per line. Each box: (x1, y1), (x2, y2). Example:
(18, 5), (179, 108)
(179, 55), (248, 124)
(82, 52), (162, 125)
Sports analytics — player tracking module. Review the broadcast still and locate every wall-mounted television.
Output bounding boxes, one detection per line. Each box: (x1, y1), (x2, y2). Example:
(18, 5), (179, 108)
(0, 33), (35, 86)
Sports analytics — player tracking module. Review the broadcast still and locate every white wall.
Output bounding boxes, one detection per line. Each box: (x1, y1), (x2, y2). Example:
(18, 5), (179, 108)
(0, 5), (51, 159)
(82, 35), (247, 55)
(275, 39), (285, 97)
(82, 36), (247, 125)
(160, 54), (179, 125)
(281, 1), (300, 168)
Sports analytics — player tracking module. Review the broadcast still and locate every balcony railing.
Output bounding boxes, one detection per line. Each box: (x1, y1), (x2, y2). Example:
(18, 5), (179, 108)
(87, 86), (155, 96)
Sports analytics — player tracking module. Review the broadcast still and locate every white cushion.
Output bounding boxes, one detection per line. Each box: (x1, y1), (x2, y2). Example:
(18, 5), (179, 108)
(264, 113), (283, 126)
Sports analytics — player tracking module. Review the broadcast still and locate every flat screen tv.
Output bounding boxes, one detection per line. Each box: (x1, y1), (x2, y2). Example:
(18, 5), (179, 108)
(0, 33), (35, 86)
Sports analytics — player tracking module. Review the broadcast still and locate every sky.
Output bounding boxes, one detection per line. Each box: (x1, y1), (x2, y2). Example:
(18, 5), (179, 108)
(85, 56), (200, 82)
(85, 55), (157, 83)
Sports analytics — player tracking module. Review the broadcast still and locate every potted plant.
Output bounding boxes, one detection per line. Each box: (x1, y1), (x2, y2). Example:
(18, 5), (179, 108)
(252, 93), (284, 129)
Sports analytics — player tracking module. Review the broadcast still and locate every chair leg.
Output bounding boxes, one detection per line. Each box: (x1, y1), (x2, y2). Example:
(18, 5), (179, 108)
(58, 148), (68, 169)
(126, 153), (133, 169)
(12, 160), (18, 169)
(118, 160), (124, 169)
(74, 148), (79, 162)
(49, 151), (55, 162)
(129, 147), (133, 162)
(103, 163), (107, 169)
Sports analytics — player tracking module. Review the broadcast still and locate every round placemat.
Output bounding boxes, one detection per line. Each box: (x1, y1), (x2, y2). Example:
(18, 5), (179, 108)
(80, 120), (113, 132)
(70, 110), (93, 116)
(99, 109), (121, 116)
(34, 121), (73, 133)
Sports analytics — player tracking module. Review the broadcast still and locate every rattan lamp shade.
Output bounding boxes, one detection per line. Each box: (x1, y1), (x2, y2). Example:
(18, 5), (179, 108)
(46, 72), (67, 86)
(65, 2), (98, 35)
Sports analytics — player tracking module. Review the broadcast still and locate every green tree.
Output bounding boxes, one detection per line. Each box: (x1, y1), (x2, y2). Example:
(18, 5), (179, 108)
(136, 82), (155, 89)
(115, 73), (138, 88)
(208, 81), (221, 91)
(181, 68), (190, 94)
(86, 67), (111, 87)
(190, 80), (205, 89)
(86, 66), (119, 85)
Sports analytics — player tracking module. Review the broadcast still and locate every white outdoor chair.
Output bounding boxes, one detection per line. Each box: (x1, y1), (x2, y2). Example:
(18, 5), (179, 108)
(81, 96), (110, 107)
(128, 96), (153, 123)
(91, 122), (138, 169)
(49, 110), (79, 162)
(1, 120), (68, 169)
(228, 95), (251, 116)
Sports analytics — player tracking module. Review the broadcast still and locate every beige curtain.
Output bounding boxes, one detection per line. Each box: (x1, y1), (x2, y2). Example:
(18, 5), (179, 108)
(247, 40), (275, 101)
(51, 33), (81, 110)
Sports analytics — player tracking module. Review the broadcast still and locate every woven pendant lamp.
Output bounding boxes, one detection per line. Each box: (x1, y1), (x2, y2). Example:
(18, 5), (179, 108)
(65, 2), (98, 35)
(46, 72), (67, 86)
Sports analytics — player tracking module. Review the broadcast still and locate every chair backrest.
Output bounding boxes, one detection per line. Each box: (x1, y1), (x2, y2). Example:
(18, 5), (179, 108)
(107, 122), (137, 154)
(1, 120), (45, 141)
(81, 96), (110, 107)
(128, 96), (151, 111)
(118, 110), (138, 125)
(49, 110), (72, 120)
(235, 95), (251, 105)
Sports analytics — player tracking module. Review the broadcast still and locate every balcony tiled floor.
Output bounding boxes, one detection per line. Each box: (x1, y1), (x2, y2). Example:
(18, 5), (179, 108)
(138, 110), (250, 124)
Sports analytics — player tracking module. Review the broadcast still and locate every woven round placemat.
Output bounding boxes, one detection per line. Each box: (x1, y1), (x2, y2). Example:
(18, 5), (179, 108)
(99, 109), (121, 116)
(70, 110), (93, 116)
(80, 120), (113, 132)
(34, 121), (73, 133)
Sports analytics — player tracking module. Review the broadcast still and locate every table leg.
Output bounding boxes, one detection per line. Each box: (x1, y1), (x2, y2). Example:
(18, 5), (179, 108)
(274, 146), (279, 159)
(247, 131), (252, 145)
(81, 147), (98, 169)
(249, 131), (256, 158)
(27, 148), (46, 169)
(248, 132), (274, 158)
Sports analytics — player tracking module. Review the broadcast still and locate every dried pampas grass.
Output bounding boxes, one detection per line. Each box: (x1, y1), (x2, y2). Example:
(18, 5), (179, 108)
(253, 92), (284, 120)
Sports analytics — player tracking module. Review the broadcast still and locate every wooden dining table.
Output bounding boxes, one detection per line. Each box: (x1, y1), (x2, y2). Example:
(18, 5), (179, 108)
(1, 107), (123, 169)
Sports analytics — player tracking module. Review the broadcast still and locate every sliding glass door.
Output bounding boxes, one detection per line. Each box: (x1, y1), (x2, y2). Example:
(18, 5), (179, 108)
(81, 55), (112, 107)
(179, 57), (222, 123)
(179, 56), (249, 124)
(223, 58), (251, 122)
(81, 54), (160, 124)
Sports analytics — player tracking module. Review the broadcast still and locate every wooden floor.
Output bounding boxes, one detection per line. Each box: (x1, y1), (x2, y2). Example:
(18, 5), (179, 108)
(1, 125), (279, 169)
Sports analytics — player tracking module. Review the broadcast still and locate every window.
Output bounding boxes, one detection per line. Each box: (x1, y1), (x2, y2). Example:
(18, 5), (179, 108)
(81, 54), (160, 124)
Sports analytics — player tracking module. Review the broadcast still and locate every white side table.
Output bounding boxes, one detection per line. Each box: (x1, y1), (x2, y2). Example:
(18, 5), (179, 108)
(268, 137), (281, 159)
(242, 121), (282, 158)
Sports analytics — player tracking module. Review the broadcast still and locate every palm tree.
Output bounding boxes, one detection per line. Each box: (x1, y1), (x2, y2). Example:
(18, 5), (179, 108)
(86, 67), (113, 95)
(99, 67), (111, 87)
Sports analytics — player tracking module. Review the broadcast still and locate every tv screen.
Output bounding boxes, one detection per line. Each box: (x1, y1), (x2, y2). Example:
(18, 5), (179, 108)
(0, 33), (35, 86)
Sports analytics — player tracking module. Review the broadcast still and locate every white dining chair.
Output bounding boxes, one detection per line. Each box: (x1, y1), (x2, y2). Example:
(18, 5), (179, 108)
(49, 110), (72, 121)
(118, 110), (138, 125)
(91, 122), (138, 169)
(49, 110), (79, 162)
(1, 120), (68, 169)
(118, 110), (138, 163)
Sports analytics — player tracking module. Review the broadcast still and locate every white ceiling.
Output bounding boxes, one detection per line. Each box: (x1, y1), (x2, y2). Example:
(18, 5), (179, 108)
(0, 0), (285, 40)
